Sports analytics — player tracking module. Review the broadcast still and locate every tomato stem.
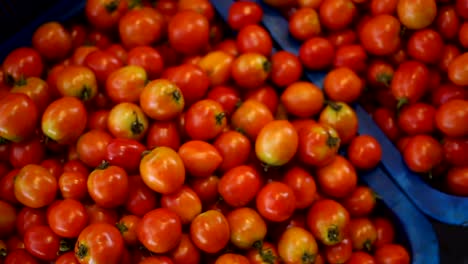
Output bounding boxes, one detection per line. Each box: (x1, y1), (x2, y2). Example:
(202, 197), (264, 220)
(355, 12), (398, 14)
(215, 112), (226, 125)
(396, 98), (409, 110)
(363, 239), (373, 252)
(326, 101), (343, 112)
(327, 225), (340, 244)
(326, 134), (340, 148)
(128, 0), (142, 9)
(97, 160), (110, 170)
(262, 60), (272, 73)
(301, 252), (316, 264)
(259, 248), (277, 264)
(5, 73), (16, 86)
(252, 240), (263, 250)
(80, 85), (92, 101)
(0, 248), (6, 257)
(59, 240), (72, 252)
(171, 90), (183, 103)
(105, 0), (120, 13)
(376, 73), (393, 87)
(15, 76), (27, 86)
(75, 243), (88, 260)
(116, 222), (129, 234)
(0, 137), (9, 145)
(131, 111), (145, 135)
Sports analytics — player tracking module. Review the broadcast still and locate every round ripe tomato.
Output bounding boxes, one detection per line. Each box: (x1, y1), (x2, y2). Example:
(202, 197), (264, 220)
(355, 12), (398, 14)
(163, 64), (210, 106)
(84, 204), (119, 230)
(42, 96), (87, 145)
(348, 218), (377, 251)
(107, 102), (149, 140)
(56, 65), (98, 101)
(435, 99), (468, 137)
(323, 67), (363, 103)
(299, 37), (335, 70)
(76, 129), (112, 168)
(178, 0), (214, 20)
(227, 1), (263, 30)
(227, 207), (267, 249)
(146, 121), (181, 150)
(0, 200), (16, 238)
(71, 46), (99, 66)
(297, 122), (340, 167)
(366, 60), (394, 89)
(307, 199), (350, 246)
(206, 85), (241, 117)
(407, 29), (444, 64)
(105, 138), (146, 173)
(218, 165), (262, 207)
(319, 0), (356, 31)
(278, 227), (318, 264)
(256, 182), (296, 222)
(397, 0), (436, 30)
(342, 186), (376, 217)
(347, 251), (376, 264)
(140, 79), (184, 121)
(106, 43), (127, 63)
(442, 137), (468, 166)
(24, 225), (60, 261)
(14, 164), (57, 208)
(56, 251), (80, 264)
(347, 135), (382, 170)
(184, 99), (227, 141)
(359, 15), (401, 56)
(32, 21), (72, 61)
(140, 146), (185, 194)
(446, 166), (468, 196)
(215, 253), (250, 264)
(324, 237), (353, 264)
(327, 28), (357, 47)
(3, 47), (44, 84)
(298, 0), (322, 8)
(168, 10), (209, 55)
(75, 223), (124, 264)
(190, 210), (230, 253)
(372, 108), (400, 142)
(127, 46), (164, 79)
(15, 207), (46, 238)
(8, 136), (45, 168)
(439, 45), (461, 73)
(161, 185), (202, 224)
(256, 120), (298, 166)
(125, 175), (158, 217)
(289, 8), (321, 41)
(231, 100), (274, 140)
(448, 53), (468, 86)
(435, 5), (460, 40)
(198, 51), (234, 87)
(397, 103), (436, 135)
(282, 166), (317, 209)
(237, 24), (273, 56)
(370, 0), (397, 15)
(270, 51), (303, 87)
(213, 130), (251, 173)
(4, 249), (38, 264)
(244, 85), (279, 116)
(137, 208), (182, 254)
(403, 135), (443, 173)
(85, 49), (123, 85)
(333, 44), (368, 74)
(0, 93), (38, 143)
(59, 171), (88, 201)
(11, 76), (50, 114)
(319, 101), (358, 144)
(179, 140), (222, 178)
(391, 60), (430, 108)
(106, 65), (147, 103)
(170, 233), (201, 264)
(281, 82), (324, 118)
(374, 244), (410, 264)
(88, 164), (129, 208)
(119, 7), (165, 49)
(190, 175), (220, 206)
(247, 241), (279, 264)
(214, 39), (240, 57)
(85, 0), (128, 30)
(231, 52), (271, 89)
(317, 155), (358, 198)
(47, 199), (88, 238)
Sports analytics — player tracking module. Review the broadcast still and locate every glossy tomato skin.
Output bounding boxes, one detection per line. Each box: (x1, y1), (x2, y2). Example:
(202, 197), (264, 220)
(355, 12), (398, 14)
(342, 186), (376, 217)
(105, 138), (146, 173)
(237, 24), (273, 56)
(227, 1), (263, 30)
(359, 14), (401, 56)
(227, 207), (267, 249)
(323, 67), (363, 103)
(319, 0), (357, 31)
(403, 135), (443, 173)
(84, 50), (123, 86)
(317, 155), (358, 198)
(168, 10), (210, 55)
(119, 7), (165, 49)
(198, 51), (234, 87)
(106, 65), (147, 103)
(374, 243), (410, 264)
(14, 164), (57, 208)
(178, 140), (222, 177)
(58, 171), (88, 201)
(190, 210), (230, 254)
(347, 251), (376, 264)
(8, 136), (45, 169)
(281, 82), (324, 118)
(87, 164), (129, 208)
(76, 129), (112, 168)
(324, 236), (353, 264)
(391, 61), (430, 108)
(435, 99), (468, 137)
(231, 52), (271, 90)
(256, 182), (296, 222)
(348, 218), (377, 251)
(0, 93), (38, 143)
(169, 233), (201, 264)
(107, 102), (149, 141)
(299, 37), (335, 70)
(282, 166), (317, 209)
(442, 137), (468, 166)
(23, 225), (60, 261)
(218, 165), (262, 207)
(160, 185), (202, 224)
(298, 122), (340, 167)
(407, 29), (444, 64)
(56, 251), (80, 264)
(85, 0), (128, 30)
(231, 100), (274, 140)
(15, 206), (45, 238)
(397, 0), (437, 30)
(125, 175), (158, 217)
(4, 248), (39, 264)
(347, 135), (382, 170)
(278, 226), (318, 264)
(184, 99), (227, 141)
(372, 107), (401, 142)
(146, 121), (181, 151)
(397, 103), (436, 135)
(32, 21), (72, 61)
(319, 102), (358, 144)
(47, 199), (88, 238)
(10, 76), (50, 114)
(255, 120), (298, 166)
(140, 79), (185, 121)
(3, 47), (44, 84)
(446, 167), (468, 196)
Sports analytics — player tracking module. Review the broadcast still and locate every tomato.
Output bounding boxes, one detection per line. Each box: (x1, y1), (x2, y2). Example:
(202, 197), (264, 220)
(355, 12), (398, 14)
(146, 121), (181, 151)
(76, 129), (112, 168)
(372, 108), (400, 142)
(327, 28), (357, 48)
(342, 186), (376, 217)
(59, 171), (88, 201)
(372, 217), (396, 248)
(390, 60), (430, 108)
(281, 82), (324, 118)
(140, 79), (184, 121)
(435, 5), (460, 40)
(359, 15), (401, 56)
(397, 103), (436, 136)
(168, 10), (209, 55)
(397, 0), (437, 30)
(23, 225), (60, 261)
(3, 47), (44, 84)
(348, 218), (377, 251)
(407, 29), (444, 64)
(0, 93), (38, 143)
(206, 86), (241, 117)
(71, 46), (98, 66)
(347, 135), (382, 170)
(163, 64), (210, 106)
(255, 120), (298, 166)
(231, 100), (274, 140)
(105, 138), (146, 173)
(56, 251), (80, 264)
(212, 130), (251, 173)
(125, 175), (158, 217)
(198, 51), (234, 87)
(268, 52), (302, 88)
(217, 165), (262, 207)
(184, 99), (227, 141)
(278, 227), (318, 264)
(15, 207), (45, 238)
(319, 101), (358, 145)
(32, 21), (72, 61)
(256, 182), (296, 222)
(87, 163), (129, 208)
(435, 99), (468, 137)
(47, 199), (88, 239)
(307, 199), (350, 246)
(178, 0), (214, 21)
(75, 223), (124, 264)
(323, 67), (363, 103)
(289, 8), (321, 41)
(374, 244), (410, 264)
(333, 44), (367, 74)
(178, 140), (222, 177)
(347, 251), (376, 264)
(231, 52), (271, 90)
(126, 46), (164, 80)
(282, 166), (317, 209)
(8, 136), (45, 169)
(11, 76), (50, 114)
(190, 210), (230, 253)
(446, 166), (468, 196)
(226, 207), (267, 249)
(438, 45), (461, 73)
(107, 102), (149, 140)
(366, 60), (394, 89)
(247, 241), (279, 264)
(442, 137), (468, 166)
(56, 65), (98, 101)
(324, 237), (353, 264)
(369, 0), (397, 15)
(448, 52), (468, 86)
(161, 185), (202, 224)
(237, 24), (273, 56)
(140, 146), (185, 194)
(319, 0), (356, 31)
(299, 37), (335, 70)
(85, 0), (128, 30)
(297, 122), (340, 167)
(0, 201), (16, 239)
(189, 176), (219, 206)
(84, 50), (123, 86)
(119, 7), (165, 49)
(170, 233), (201, 264)
(227, 1), (263, 30)
(318, 155), (358, 197)
(457, 0), (468, 19)
(215, 253), (249, 264)
(404, 135), (442, 174)
(14, 164), (57, 208)
(139, 256), (174, 264)
(105, 65), (147, 103)
(4, 249), (39, 264)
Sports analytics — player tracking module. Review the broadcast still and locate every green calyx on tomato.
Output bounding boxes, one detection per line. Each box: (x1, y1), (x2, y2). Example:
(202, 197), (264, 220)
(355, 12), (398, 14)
(258, 247), (278, 264)
(0, 248), (6, 257)
(60, 240), (72, 252)
(376, 73), (392, 87)
(170, 89), (183, 104)
(131, 111), (145, 135)
(128, 0), (142, 9)
(80, 85), (94, 101)
(396, 98), (409, 110)
(263, 60), (272, 73)
(0, 137), (9, 145)
(97, 160), (110, 170)
(115, 222), (129, 234)
(327, 225), (341, 244)
(301, 252), (316, 264)
(363, 239), (373, 252)
(105, 0), (120, 13)
(215, 112), (227, 125)
(75, 243), (89, 260)
(14, 76), (27, 86)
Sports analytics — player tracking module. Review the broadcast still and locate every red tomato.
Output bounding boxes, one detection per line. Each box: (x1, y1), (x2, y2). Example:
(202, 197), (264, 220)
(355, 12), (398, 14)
(255, 120), (298, 166)
(359, 14), (401, 56)
(14, 164), (57, 208)
(140, 79), (184, 121)
(289, 8), (321, 41)
(435, 99), (468, 137)
(281, 82), (324, 118)
(0, 93), (38, 143)
(403, 135), (443, 173)
(10, 76), (50, 114)
(297, 122), (340, 167)
(84, 50), (123, 86)
(218, 165), (262, 207)
(227, 207), (267, 249)
(299, 37), (335, 70)
(197, 51), (234, 87)
(319, 0), (357, 31)
(3, 47), (44, 84)
(178, 0), (214, 21)
(231, 52), (271, 89)
(407, 29), (444, 64)
(179, 140), (222, 177)
(107, 102), (149, 140)
(0, 200), (16, 238)
(24, 225), (60, 261)
(247, 241), (280, 264)
(317, 155), (358, 198)
(237, 24), (273, 56)
(448, 52), (468, 86)
(76, 129), (112, 168)
(190, 175), (220, 205)
(319, 101), (358, 144)
(168, 10), (210, 55)
(372, 108), (401, 142)
(8, 136), (45, 169)
(256, 182), (296, 222)
(442, 137), (468, 166)
(231, 99), (274, 140)
(125, 175), (158, 217)
(119, 7), (165, 49)
(184, 99), (227, 141)
(47, 199), (88, 238)
(366, 60), (394, 89)
(190, 210), (230, 253)
(348, 218), (377, 251)
(369, 0), (397, 15)
(87, 164), (129, 208)
(146, 121), (181, 151)
(278, 227), (318, 264)
(439, 44), (461, 73)
(15, 206), (46, 238)
(32, 21), (72, 61)
(56, 65), (98, 101)
(374, 244), (410, 264)
(347, 251), (376, 264)
(324, 236), (353, 264)
(58, 171), (88, 201)
(347, 135), (382, 170)
(215, 253), (250, 264)
(138, 208), (182, 253)
(397, 103), (436, 135)
(206, 85), (241, 117)
(161, 185), (201, 224)
(390, 60), (430, 108)
(270, 51), (303, 87)
(342, 186), (376, 217)
(436, 5), (460, 40)
(213, 130), (251, 173)
(446, 166), (468, 196)
(127, 46), (164, 79)
(244, 85), (279, 116)
(75, 223), (124, 264)
(282, 166), (317, 209)
(85, 0), (128, 30)
(105, 138), (146, 173)
(56, 251), (80, 264)
(323, 67), (363, 103)
(397, 0), (437, 30)
(106, 65), (147, 103)
(169, 233), (201, 264)
(227, 1), (263, 30)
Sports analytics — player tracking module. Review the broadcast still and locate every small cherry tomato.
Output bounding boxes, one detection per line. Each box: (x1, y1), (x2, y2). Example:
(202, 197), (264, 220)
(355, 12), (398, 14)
(347, 135), (382, 170)
(256, 182), (296, 222)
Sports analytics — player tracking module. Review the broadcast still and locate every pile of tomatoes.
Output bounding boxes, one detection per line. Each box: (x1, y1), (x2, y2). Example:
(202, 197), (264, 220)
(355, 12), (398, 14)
(264, 0), (468, 196)
(0, 0), (430, 263)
